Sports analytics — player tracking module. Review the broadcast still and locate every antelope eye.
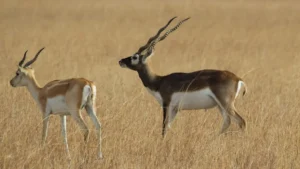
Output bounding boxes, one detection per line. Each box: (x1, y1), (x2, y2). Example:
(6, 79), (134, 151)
(132, 56), (137, 60)
(16, 72), (19, 76)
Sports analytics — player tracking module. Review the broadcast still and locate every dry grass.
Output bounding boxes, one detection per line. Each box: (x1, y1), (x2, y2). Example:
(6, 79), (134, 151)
(1, 0), (300, 168)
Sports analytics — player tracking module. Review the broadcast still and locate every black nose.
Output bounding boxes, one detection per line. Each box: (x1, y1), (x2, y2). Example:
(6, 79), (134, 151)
(119, 60), (124, 66)
(10, 80), (15, 87)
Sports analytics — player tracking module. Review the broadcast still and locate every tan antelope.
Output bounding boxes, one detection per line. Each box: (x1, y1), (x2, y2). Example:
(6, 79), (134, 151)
(10, 48), (102, 159)
(119, 17), (247, 137)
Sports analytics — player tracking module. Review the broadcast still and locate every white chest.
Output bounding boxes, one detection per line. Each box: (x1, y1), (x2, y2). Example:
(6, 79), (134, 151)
(46, 95), (70, 114)
(171, 88), (217, 110)
(146, 88), (163, 106)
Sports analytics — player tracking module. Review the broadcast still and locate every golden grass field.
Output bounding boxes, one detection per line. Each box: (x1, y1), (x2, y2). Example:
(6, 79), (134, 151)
(1, 0), (300, 168)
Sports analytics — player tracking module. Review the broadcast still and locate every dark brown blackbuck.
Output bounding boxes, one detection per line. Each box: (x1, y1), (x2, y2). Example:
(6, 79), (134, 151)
(119, 17), (247, 137)
(10, 48), (102, 159)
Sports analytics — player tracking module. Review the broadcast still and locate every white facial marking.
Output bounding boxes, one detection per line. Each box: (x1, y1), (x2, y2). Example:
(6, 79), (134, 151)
(146, 88), (163, 106)
(18, 66), (26, 72)
(120, 63), (127, 68)
(46, 95), (69, 114)
(131, 54), (140, 65)
(171, 88), (217, 110)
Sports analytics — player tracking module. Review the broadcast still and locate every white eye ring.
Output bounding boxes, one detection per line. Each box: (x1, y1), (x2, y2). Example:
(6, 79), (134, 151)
(132, 54), (139, 60)
(131, 54), (140, 65)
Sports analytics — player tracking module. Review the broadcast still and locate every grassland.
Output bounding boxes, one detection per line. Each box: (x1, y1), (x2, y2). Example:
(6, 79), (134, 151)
(1, 0), (300, 168)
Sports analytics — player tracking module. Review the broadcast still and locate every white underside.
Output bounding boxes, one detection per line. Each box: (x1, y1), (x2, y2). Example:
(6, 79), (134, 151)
(47, 95), (70, 115)
(146, 87), (217, 110)
(171, 88), (217, 110)
(46, 85), (91, 115)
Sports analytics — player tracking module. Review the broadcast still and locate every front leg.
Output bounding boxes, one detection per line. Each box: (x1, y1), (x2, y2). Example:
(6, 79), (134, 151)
(42, 115), (50, 145)
(61, 115), (70, 159)
(167, 105), (178, 128)
(162, 103), (169, 138)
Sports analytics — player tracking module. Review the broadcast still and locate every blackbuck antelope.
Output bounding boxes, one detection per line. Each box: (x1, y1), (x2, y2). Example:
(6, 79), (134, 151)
(10, 48), (102, 159)
(119, 17), (247, 137)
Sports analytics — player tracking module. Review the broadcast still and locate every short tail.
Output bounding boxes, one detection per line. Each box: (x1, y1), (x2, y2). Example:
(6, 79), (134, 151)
(240, 81), (247, 96)
(89, 84), (97, 105)
(236, 80), (247, 98)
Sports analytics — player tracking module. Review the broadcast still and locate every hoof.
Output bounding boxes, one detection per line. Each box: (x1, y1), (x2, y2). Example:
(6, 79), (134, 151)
(98, 152), (103, 159)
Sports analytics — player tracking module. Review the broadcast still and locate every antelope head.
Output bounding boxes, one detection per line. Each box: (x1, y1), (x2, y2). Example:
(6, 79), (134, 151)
(119, 17), (190, 71)
(10, 48), (45, 87)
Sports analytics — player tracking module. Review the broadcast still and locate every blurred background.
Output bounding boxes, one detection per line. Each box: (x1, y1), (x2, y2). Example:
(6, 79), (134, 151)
(1, 0), (300, 168)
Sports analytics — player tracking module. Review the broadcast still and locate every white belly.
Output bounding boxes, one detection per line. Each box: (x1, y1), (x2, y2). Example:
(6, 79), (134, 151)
(171, 88), (217, 110)
(47, 95), (70, 115)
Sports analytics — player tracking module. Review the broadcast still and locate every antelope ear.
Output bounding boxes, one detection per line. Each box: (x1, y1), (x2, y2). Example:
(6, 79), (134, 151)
(142, 49), (154, 63)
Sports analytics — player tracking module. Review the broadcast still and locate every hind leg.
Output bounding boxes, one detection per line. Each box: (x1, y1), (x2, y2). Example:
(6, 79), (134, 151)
(85, 104), (103, 159)
(69, 109), (89, 142)
(65, 90), (89, 142)
(210, 95), (232, 134)
(217, 106), (231, 134)
(231, 106), (246, 130)
(222, 101), (246, 130)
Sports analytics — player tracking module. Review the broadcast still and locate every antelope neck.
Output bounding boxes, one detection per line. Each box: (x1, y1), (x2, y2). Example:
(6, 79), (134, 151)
(137, 64), (161, 91)
(26, 76), (42, 101)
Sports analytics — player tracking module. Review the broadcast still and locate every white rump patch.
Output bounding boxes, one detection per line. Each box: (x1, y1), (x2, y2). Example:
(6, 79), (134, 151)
(91, 85), (97, 103)
(146, 88), (163, 106)
(82, 85), (91, 108)
(171, 88), (217, 110)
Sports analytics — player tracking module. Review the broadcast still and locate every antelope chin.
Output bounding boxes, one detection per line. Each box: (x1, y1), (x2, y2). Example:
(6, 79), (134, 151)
(10, 80), (16, 87)
(119, 61), (127, 68)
